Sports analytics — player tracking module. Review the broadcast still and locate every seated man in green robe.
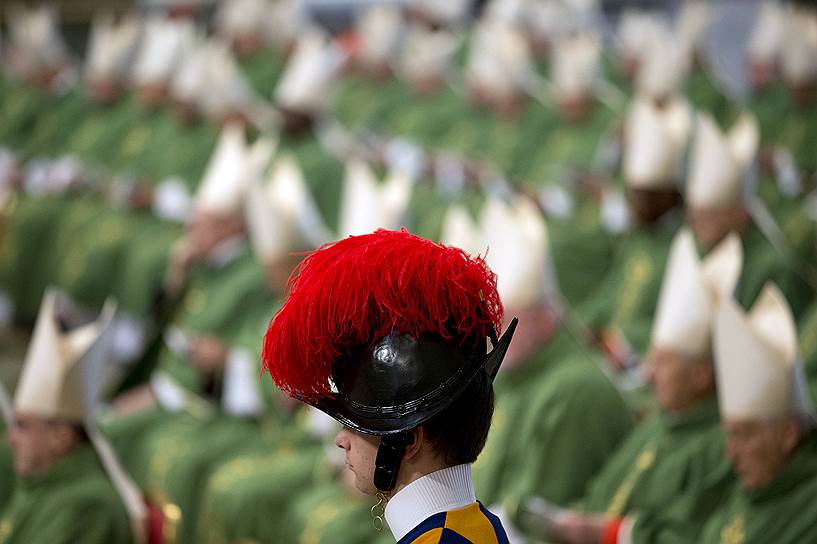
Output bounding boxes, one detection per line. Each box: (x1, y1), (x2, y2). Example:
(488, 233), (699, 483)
(528, 227), (742, 544)
(684, 110), (814, 318)
(2, 290), (142, 543)
(440, 194), (633, 518)
(700, 283), (817, 544)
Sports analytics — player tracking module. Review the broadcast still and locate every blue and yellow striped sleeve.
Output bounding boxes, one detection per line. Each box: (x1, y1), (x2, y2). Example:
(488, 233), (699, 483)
(399, 502), (509, 544)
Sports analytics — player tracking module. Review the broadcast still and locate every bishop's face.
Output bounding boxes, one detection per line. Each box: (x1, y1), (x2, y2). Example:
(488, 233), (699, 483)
(723, 417), (799, 490)
(7, 413), (70, 476)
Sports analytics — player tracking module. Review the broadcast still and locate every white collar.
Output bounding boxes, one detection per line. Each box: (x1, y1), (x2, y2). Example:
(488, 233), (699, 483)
(206, 235), (246, 268)
(384, 464), (476, 542)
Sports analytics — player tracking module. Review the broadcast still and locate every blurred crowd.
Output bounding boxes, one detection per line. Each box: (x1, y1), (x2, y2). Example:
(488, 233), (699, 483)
(0, 0), (816, 543)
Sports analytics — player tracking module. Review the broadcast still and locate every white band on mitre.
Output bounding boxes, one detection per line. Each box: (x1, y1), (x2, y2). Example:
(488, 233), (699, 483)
(635, 27), (691, 100)
(399, 26), (461, 84)
(85, 13), (142, 82)
(675, 0), (711, 56)
(215, 0), (271, 40)
(747, 2), (786, 64)
(465, 17), (533, 101)
(14, 290), (115, 420)
(245, 149), (329, 263)
(337, 158), (412, 238)
(409, 0), (473, 27)
(440, 204), (486, 258)
(550, 31), (602, 101)
(624, 96), (692, 189)
(616, 10), (667, 65)
(481, 194), (559, 310)
(193, 123), (250, 215)
(651, 228), (742, 357)
(686, 112), (759, 209)
(132, 17), (196, 87)
(169, 31), (210, 104)
(714, 283), (798, 420)
(356, 4), (403, 69)
(8, 4), (70, 72)
(274, 28), (345, 113)
(779, 7), (817, 85)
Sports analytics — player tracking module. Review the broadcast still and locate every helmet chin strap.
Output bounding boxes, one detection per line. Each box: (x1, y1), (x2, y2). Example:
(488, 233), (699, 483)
(374, 432), (413, 492)
(370, 431), (413, 531)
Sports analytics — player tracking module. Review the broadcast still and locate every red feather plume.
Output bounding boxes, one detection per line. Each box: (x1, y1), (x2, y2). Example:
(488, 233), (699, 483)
(262, 229), (504, 402)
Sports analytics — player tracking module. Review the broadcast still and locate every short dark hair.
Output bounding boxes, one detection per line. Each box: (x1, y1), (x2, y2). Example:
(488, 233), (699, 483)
(421, 371), (495, 466)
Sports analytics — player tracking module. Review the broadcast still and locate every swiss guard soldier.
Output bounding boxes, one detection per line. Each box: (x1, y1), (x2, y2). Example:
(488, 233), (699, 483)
(262, 229), (516, 543)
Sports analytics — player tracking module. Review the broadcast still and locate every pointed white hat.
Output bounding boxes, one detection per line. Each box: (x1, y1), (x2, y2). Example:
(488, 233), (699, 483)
(624, 96), (692, 189)
(337, 159), (412, 238)
(274, 28), (344, 113)
(481, 194), (559, 309)
(715, 284), (799, 419)
(779, 8), (817, 85)
(263, 0), (304, 49)
(465, 18), (533, 100)
(551, 31), (602, 100)
(440, 204), (486, 257)
(616, 10), (666, 63)
(132, 17), (196, 86)
(636, 27), (691, 99)
(199, 40), (260, 119)
(687, 112), (759, 209)
(245, 149), (330, 262)
(676, 0), (711, 54)
(357, 5), (403, 68)
(194, 123), (250, 215)
(14, 290), (114, 420)
(400, 26), (461, 83)
(651, 229), (742, 357)
(85, 13), (142, 82)
(7, 4), (69, 72)
(747, 2), (786, 63)
(215, 0), (271, 39)
(169, 31), (210, 104)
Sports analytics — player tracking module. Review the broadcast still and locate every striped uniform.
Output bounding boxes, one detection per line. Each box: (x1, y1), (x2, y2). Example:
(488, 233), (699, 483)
(397, 502), (509, 544)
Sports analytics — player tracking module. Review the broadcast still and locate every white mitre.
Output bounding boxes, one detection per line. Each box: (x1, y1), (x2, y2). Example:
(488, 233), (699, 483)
(85, 13), (142, 82)
(686, 112), (759, 209)
(132, 17), (196, 87)
(215, 0), (271, 39)
(337, 159), (412, 238)
(14, 290), (114, 420)
(245, 149), (329, 263)
(193, 123), (250, 215)
(651, 228), (742, 357)
(636, 26), (691, 100)
(356, 5), (403, 69)
(747, 2), (786, 64)
(624, 96), (692, 189)
(440, 204), (486, 257)
(616, 10), (666, 65)
(465, 18), (533, 100)
(8, 4), (69, 70)
(675, 0), (710, 55)
(714, 283), (799, 420)
(481, 194), (559, 309)
(400, 26), (461, 84)
(550, 31), (602, 100)
(779, 8), (817, 85)
(274, 28), (344, 113)
(169, 32), (211, 105)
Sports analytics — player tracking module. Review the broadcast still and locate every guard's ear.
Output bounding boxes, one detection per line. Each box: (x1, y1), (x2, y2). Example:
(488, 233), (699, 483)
(484, 318), (518, 382)
(403, 427), (424, 462)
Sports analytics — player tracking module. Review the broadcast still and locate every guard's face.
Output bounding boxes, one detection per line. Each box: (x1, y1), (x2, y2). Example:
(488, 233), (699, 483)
(687, 205), (749, 253)
(724, 418), (795, 490)
(7, 413), (63, 476)
(335, 426), (380, 496)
